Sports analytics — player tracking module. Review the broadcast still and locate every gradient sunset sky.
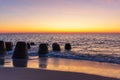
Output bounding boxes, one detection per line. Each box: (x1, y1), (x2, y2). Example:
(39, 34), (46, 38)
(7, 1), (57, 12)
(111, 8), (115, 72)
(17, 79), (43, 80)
(0, 0), (120, 33)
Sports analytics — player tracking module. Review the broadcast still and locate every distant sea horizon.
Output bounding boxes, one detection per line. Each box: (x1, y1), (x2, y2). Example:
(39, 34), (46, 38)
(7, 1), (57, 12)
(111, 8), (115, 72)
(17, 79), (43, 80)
(0, 32), (120, 34)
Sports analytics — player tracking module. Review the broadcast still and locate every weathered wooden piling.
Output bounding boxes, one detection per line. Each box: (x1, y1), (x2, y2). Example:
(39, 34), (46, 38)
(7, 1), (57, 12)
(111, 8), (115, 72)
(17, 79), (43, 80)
(38, 43), (48, 57)
(5, 42), (13, 51)
(52, 43), (61, 51)
(27, 43), (31, 49)
(12, 42), (28, 59)
(65, 43), (71, 51)
(0, 41), (6, 57)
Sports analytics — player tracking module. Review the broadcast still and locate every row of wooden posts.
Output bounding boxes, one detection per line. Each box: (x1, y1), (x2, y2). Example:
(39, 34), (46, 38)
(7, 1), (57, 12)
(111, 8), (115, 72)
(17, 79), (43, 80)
(0, 41), (71, 59)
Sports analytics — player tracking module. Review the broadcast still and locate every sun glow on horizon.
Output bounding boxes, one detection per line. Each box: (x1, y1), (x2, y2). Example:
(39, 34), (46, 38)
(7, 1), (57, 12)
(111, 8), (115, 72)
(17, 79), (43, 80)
(0, 0), (120, 33)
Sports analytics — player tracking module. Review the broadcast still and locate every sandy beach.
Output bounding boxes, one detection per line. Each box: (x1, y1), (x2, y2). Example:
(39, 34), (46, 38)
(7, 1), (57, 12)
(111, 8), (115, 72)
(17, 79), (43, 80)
(0, 67), (119, 80)
(1, 57), (120, 79)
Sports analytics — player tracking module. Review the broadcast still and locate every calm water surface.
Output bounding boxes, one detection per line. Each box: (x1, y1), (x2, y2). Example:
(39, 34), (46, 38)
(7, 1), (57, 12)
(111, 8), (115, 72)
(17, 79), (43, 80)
(1, 57), (120, 79)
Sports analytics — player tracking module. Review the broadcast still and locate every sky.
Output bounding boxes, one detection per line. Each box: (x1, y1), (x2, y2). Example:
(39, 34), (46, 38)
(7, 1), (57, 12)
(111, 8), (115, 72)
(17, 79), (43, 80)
(0, 0), (120, 33)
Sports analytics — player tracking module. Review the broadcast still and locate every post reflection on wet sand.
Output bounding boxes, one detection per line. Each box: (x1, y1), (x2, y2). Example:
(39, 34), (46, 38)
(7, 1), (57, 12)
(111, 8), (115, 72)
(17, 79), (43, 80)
(0, 58), (4, 65)
(39, 57), (48, 69)
(12, 59), (28, 67)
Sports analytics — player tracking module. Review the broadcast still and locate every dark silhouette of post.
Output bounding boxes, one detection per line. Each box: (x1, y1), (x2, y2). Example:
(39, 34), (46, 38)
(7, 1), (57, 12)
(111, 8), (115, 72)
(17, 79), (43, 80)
(5, 42), (13, 51)
(12, 42), (28, 59)
(52, 43), (61, 51)
(0, 41), (6, 57)
(30, 42), (35, 45)
(38, 43), (48, 57)
(27, 43), (31, 49)
(65, 43), (71, 51)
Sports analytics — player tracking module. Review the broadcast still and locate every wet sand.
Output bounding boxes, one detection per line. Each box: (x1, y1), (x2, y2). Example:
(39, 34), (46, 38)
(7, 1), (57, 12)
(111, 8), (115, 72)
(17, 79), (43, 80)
(3, 57), (120, 79)
(0, 67), (119, 80)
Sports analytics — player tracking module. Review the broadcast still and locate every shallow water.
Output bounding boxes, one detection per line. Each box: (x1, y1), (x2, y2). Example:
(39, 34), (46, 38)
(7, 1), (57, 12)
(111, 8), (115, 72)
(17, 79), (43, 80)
(1, 57), (120, 79)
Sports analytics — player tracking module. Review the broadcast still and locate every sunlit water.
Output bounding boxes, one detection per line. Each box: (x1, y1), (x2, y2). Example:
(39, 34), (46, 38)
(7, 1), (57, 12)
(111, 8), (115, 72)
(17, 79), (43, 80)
(1, 33), (120, 79)
(0, 33), (120, 64)
(1, 57), (120, 79)
(0, 34), (120, 64)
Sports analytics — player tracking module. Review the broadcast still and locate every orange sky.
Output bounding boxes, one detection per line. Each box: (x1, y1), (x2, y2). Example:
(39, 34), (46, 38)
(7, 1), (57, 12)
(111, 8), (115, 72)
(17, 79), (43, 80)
(0, 0), (120, 33)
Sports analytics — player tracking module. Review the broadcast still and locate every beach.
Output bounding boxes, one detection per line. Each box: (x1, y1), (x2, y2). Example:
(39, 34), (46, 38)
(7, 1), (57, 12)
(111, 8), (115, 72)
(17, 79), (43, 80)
(0, 57), (120, 80)
(0, 67), (119, 80)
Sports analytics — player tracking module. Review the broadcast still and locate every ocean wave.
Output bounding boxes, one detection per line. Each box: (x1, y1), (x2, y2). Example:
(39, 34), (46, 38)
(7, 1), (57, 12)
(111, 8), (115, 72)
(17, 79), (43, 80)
(6, 50), (120, 64)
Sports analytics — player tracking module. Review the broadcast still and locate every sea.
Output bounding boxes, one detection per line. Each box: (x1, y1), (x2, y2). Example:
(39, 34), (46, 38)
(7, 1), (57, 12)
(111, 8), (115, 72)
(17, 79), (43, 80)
(0, 33), (120, 64)
(1, 33), (120, 78)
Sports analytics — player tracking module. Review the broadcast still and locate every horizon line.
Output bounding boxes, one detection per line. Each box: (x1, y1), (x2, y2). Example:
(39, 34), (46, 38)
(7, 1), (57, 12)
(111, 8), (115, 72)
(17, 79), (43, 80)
(0, 32), (120, 34)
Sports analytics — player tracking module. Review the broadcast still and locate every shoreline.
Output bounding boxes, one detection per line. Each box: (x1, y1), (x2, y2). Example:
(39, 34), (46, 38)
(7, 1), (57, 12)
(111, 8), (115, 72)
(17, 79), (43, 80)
(0, 67), (119, 80)
(2, 57), (120, 79)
